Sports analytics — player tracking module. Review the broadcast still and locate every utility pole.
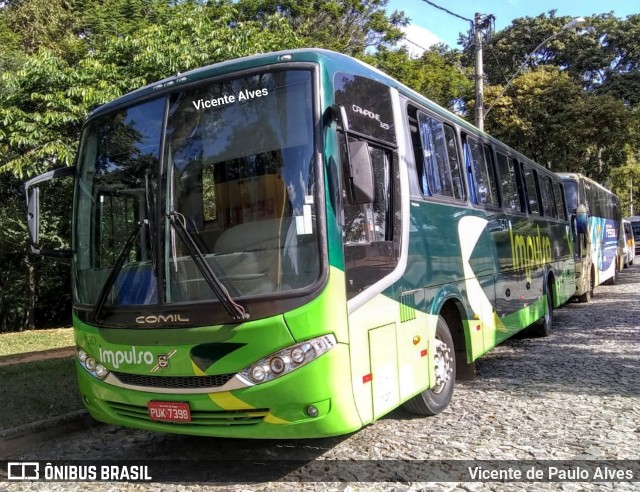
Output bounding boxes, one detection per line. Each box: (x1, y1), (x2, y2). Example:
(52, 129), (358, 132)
(474, 13), (494, 131)
(474, 13), (484, 131)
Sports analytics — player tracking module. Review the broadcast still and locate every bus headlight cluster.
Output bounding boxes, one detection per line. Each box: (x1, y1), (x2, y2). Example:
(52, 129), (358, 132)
(76, 346), (109, 380)
(240, 335), (337, 385)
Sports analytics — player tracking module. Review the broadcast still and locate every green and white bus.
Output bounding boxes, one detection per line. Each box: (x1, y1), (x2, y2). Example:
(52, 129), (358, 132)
(558, 173), (621, 301)
(25, 49), (575, 438)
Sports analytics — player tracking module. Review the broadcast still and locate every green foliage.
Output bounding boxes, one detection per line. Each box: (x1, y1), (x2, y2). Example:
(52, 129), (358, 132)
(483, 67), (633, 180)
(609, 149), (640, 217)
(0, 3), (301, 179)
(236, 0), (408, 56)
(1, 0), (88, 65)
(368, 46), (473, 111)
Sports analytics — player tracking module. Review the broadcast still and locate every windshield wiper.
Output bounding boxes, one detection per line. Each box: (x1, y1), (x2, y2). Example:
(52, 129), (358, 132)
(90, 220), (145, 324)
(167, 211), (249, 321)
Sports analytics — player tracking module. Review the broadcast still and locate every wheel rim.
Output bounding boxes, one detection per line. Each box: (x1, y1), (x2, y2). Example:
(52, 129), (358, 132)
(432, 338), (453, 394)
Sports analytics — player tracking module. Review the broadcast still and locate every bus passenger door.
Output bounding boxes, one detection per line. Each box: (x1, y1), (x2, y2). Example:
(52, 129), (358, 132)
(340, 137), (403, 423)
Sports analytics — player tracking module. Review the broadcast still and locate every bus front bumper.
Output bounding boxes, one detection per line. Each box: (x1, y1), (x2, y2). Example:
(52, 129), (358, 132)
(76, 343), (362, 438)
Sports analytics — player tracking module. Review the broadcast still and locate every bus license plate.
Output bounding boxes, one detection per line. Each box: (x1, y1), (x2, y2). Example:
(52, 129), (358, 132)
(148, 401), (191, 422)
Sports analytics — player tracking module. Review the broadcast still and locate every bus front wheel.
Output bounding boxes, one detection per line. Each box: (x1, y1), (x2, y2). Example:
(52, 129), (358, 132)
(577, 268), (592, 303)
(403, 316), (455, 416)
(530, 284), (553, 337)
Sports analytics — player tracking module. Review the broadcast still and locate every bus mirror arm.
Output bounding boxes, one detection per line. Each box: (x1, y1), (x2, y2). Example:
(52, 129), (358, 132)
(329, 104), (349, 132)
(24, 166), (75, 258)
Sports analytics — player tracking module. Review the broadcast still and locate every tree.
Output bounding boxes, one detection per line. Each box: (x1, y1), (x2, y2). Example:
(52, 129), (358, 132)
(368, 45), (473, 111)
(482, 67), (633, 181)
(235, 0), (408, 56)
(609, 151), (640, 217)
(0, 1), (301, 330)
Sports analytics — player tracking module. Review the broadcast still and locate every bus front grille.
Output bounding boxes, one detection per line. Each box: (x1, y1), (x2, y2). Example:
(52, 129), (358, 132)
(105, 401), (268, 426)
(111, 371), (235, 389)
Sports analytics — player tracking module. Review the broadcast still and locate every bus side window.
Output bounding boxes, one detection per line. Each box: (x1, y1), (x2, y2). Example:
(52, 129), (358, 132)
(496, 152), (523, 213)
(464, 135), (499, 208)
(540, 176), (557, 218)
(415, 111), (464, 201)
(522, 164), (540, 215)
(553, 182), (567, 221)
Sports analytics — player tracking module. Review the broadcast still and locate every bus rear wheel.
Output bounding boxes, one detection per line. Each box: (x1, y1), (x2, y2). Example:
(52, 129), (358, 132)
(530, 284), (553, 337)
(403, 316), (455, 416)
(604, 266), (617, 285)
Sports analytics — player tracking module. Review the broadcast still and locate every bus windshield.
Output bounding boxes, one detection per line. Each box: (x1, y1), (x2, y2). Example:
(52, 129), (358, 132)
(74, 70), (320, 311)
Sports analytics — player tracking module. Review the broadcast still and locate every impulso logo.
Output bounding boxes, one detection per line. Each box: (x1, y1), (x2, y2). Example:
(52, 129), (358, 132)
(99, 346), (154, 369)
(509, 225), (552, 282)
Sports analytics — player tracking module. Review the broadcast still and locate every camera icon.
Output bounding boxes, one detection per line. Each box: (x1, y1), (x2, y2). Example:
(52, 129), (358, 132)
(8, 462), (40, 480)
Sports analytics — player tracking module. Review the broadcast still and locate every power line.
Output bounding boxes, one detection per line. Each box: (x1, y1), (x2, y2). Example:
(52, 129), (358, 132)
(419, 0), (473, 24)
(402, 37), (432, 54)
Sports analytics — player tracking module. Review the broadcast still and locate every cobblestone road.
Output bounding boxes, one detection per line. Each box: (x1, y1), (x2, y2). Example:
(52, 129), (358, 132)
(4, 266), (640, 491)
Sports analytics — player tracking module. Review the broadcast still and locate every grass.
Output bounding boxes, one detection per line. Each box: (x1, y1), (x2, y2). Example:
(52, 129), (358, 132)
(0, 357), (83, 430)
(0, 327), (74, 357)
(0, 327), (80, 431)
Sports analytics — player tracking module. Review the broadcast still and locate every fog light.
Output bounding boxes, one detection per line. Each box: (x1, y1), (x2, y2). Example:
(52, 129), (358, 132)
(77, 349), (87, 363)
(306, 405), (319, 418)
(270, 357), (285, 374)
(95, 364), (109, 379)
(251, 365), (267, 382)
(85, 357), (96, 371)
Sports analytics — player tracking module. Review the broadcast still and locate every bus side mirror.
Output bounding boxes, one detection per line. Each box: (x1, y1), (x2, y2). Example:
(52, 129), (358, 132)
(329, 104), (374, 204)
(26, 186), (40, 250)
(24, 166), (75, 258)
(576, 204), (588, 235)
(347, 140), (374, 204)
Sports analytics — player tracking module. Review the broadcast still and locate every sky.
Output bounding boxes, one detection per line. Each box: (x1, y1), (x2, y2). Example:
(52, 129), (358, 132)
(389, 0), (639, 55)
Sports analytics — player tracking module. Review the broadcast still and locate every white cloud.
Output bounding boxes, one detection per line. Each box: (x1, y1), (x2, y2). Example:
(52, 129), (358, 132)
(399, 23), (446, 58)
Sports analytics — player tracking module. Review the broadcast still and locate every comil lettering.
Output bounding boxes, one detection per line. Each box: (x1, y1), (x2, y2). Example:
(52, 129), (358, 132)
(135, 314), (190, 325)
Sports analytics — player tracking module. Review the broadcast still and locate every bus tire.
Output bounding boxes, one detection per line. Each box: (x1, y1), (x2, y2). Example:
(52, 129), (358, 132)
(403, 316), (455, 416)
(577, 268), (593, 303)
(604, 267), (617, 285)
(530, 284), (553, 337)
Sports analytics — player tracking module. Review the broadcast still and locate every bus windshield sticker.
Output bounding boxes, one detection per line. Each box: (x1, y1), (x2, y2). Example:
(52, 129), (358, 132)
(191, 88), (269, 111)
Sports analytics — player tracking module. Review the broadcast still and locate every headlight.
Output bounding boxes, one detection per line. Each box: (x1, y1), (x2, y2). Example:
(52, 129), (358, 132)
(77, 349), (87, 363)
(240, 334), (337, 385)
(77, 346), (109, 380)
(95, 364), (109, 380)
